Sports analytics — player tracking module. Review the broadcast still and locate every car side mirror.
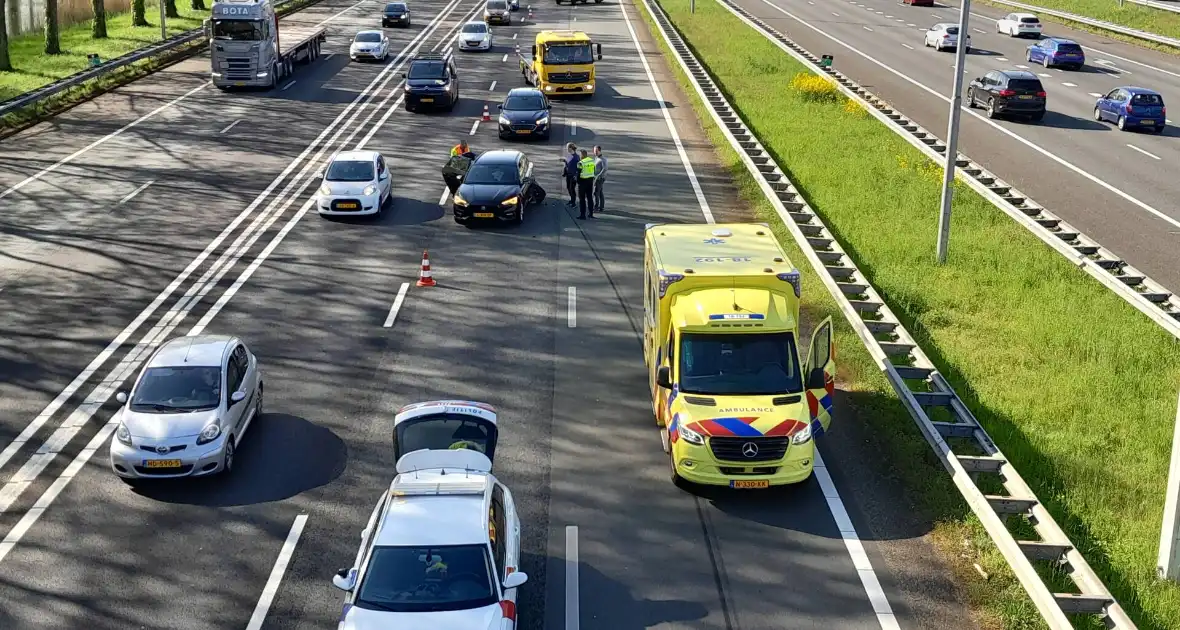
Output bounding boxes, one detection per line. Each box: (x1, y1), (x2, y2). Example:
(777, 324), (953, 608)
(503, 571), (528, 589)
(231, 390), (247, 404)
(805, 367), (825, 390)
(656, 366), (672, 389)
(333, 568), (357, 592)
(596, 43), (602, 60)
(315, 170), (324, 179)
(115, 391), (128, 404)
(379, 171), (389, 180)
(402, 72), (407, 78)
(497, 104), (503, 110)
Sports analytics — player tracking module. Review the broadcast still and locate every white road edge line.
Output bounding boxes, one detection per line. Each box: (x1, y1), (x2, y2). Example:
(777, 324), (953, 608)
(220, 119), (242, 134)
(384, 282), (411, 328)
(118, 180), (154, 204)
(567, 287), (576, 328)
(754, 0), (1180, 233)
(618, 0), (714, 222)
(565, 525), (579, 630)
(280, 80), (297, 91)
(246, 515), (309, 630)
(1127, 144), (1162, 160)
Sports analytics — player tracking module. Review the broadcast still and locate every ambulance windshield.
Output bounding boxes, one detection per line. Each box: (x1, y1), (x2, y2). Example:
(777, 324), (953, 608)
(677, 332), (802, 395)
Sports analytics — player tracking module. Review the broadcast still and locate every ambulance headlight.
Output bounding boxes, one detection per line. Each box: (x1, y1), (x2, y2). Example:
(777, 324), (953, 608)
(678, 424), (705, 446)
(791, 424), (813, 445)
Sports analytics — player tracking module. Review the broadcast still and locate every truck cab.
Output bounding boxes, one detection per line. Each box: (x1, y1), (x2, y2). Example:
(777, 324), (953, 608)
(207, 0), (324, 89)
(643, 223), (836, 490)
(519, 30), (602, 97)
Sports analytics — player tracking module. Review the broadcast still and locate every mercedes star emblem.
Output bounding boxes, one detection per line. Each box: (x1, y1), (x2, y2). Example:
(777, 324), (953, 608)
(741, 442), (759, 458)
(156, 446), (170, 455)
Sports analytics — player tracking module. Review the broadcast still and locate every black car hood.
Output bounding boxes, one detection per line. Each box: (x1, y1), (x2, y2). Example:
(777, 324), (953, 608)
(501, 109), (547, 123)
(458, 183), (522, 204)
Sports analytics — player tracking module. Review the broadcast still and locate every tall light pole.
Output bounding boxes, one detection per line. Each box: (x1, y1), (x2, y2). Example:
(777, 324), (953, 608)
(935, 0), (972, 264)
(160, 0), (168, 40)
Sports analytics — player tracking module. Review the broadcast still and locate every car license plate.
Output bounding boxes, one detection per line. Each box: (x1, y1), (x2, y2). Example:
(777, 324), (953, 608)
(730, 479), (770, 489)
(474, 212), (495, 218)
(515, 129), (531, 134)
(235, 82), (245, 86)
(420, 97), (434, 103)
(337, 202), (357, 209)
(1018, 95), (1034, 99)
(144, 459), (182, 469)
(1143, 119), (1157, 125)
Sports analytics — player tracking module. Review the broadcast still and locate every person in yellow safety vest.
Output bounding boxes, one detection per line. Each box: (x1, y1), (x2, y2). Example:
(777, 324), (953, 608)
(450, 141), (471, 158)
(575, 149), (597, 219)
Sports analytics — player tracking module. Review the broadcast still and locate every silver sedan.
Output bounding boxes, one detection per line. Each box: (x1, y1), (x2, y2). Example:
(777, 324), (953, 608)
(109, 334), (263, 483)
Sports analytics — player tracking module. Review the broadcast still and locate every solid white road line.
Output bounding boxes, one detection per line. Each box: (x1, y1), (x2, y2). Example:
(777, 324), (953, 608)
(752, 0), (1180, 233)
(618, 0), (714, 223)
(118, 181), (154, 205)
(354, 81), (409, 149)
(384, 282), (411, 327)
(565, 526), (579, 630)
(280, 80), (297, 91)
(219, 119), (242, 134)
(567, 287), (576, 328)
(1128, 144), (1162, 160)
(470, 120), (481, 135)
(246, 515), (309, 630)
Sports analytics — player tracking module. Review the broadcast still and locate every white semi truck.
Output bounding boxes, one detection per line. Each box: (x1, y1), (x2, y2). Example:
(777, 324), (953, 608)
(206, 0), (327, 90)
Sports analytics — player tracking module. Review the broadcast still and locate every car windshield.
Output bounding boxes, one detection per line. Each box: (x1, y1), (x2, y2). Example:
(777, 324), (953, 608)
(503, 94), (544, 110)
(355, 32), (382, 43)
(678, 332), (803, 395)
(409, 61), (447, 79)
(542, 43), (594, 64)
(1007, 79), (1042, 92)
(385, 2), (406, 12)
(464, 162), (519, 185)
(462, 23), (488, 33)
(326, 160), (375, 182)
(130, 366), (222, 412)
(355, 545), (497, 613)
(211, 19), (264, 41)
(487, 0), (507, 9)
(1132, 93), (1163, 105)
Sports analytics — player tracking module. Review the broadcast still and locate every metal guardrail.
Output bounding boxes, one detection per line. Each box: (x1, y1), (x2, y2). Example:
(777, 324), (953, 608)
(984, 0), (1180, 48)
(0, 0), (307, 120)
(1129, 0), (1180, 16)
(638, 0), (1139, 626)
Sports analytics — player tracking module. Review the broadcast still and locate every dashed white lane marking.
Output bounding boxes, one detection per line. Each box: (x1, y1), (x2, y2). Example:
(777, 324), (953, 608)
(469, 120), (480, 135)
(438, 187), (451, 206)
(1127, 144), (1161, 160)
(513, 32), (517, 39)
(383, 282), (410, 328)
(901, 43), (914, 49)
(501, 53), (508, 62)
(1089, 92), (1103, 98)
(906, 23), (915, 27)
(1016, 64), (1029, 69)
(490, 80), (497, 91)
(245, 515), (308, 630)
(280, 80), (296, 91)
(1062, 82), (1077, 87)
(220, 119), (242, 134)
(931, 12), (939, 17)
(832, 11), (839, 15)
(118, 181), (154, 205)
(571, 120), (577, 135)
(567, 287), (577, 328)
(886, 14), (893, 18)
(996, 57), (1008, 62)
(863, 26), (873, 31)
(972, 27), (985, 33)
(566, 526), (579, 630)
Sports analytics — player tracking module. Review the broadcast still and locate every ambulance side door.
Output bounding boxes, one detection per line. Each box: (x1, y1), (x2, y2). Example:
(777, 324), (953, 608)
(803, 317), (836, 436)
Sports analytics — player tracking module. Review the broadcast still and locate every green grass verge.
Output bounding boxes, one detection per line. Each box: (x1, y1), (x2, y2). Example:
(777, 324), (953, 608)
(973, 0), (1180, 56)
(636, 0), (1180, 628)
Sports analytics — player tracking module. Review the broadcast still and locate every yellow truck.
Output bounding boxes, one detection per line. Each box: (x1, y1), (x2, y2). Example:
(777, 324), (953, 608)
(518, 30), (602, 97)
(643, 223), (836, 489)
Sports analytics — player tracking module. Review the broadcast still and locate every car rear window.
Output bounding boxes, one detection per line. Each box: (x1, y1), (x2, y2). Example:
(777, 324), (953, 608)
(1007, 79), (1043, 92)
(1019, 16), (1040, 23)
(1056, 43), (1082, 53)
(944, 26), (959, 35)
(1131, 93), (1163, 105)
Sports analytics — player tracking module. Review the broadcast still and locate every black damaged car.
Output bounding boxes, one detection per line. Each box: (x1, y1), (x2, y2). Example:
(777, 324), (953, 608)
(497, 87), (551, 140)
(443, 149), (545, 227)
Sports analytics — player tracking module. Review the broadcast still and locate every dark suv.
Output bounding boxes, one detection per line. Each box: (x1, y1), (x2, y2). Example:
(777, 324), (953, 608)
(966, 70), (1046, 121)
(403, 53), (460, 113)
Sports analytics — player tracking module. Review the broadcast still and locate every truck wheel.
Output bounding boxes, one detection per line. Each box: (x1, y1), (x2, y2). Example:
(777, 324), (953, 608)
(269, 62), (279, 89)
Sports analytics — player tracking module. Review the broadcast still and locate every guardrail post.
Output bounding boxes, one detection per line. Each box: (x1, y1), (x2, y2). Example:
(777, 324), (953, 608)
(1159, 388), (1180, 581)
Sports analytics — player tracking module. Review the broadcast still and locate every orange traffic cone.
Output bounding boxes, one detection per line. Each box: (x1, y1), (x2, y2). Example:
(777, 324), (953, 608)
(481, 104), (491, 122)
(416, 250), (436, 287)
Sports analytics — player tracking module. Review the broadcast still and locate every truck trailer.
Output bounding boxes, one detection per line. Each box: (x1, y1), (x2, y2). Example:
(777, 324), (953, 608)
(206, 0), (327, 90)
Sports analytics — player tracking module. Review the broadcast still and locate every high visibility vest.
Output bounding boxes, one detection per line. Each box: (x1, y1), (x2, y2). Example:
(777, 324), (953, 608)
(451, 145), (465, 157)
(578, 157), (596, 178)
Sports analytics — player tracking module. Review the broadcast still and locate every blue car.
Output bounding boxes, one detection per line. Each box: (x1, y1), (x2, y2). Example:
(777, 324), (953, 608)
(1094, 87), (1167, 133)
(1026, 37), (1085, 69)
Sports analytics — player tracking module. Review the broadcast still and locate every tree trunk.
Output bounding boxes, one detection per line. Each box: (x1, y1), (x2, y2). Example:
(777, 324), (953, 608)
(132, 0), (149, 26)
(0, 0), (11, 72)
(164, 0), (179, 19)
(92, 0), (108, 38)
(44, 0), (61, 55)
(190, 0), (205, 9)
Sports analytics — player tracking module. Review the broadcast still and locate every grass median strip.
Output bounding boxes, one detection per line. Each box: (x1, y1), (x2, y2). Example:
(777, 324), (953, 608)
(639, 0), (1180, 628)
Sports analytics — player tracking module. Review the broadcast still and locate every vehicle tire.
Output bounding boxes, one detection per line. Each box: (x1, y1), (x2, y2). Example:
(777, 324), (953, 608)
(1118, 115), (1127, 130)
(1029, 111), (1044, 122)
(1025, 50), (1032, 62)
(964, 46), (971, 54)
(513, 203), (524, 225)
(669, 448), (688, 490)
(268, 62), (279, 90)
(222, 438), (235, 476)
(966, 87), (976, 108)
(1043, 56), (1050, 68)
(255, 382), (264, 419)
(986, 98), (998, 119)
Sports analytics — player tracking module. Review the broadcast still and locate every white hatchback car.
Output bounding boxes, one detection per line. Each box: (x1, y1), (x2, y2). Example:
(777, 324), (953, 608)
(109, 335), (263, 482)
(351, 30), (391, 61)
(924, 23), (971, 52)
(333, 400), (527, 630)
(458, 21), (494, 52)
(997, 12), (1042, 37)
(317, 150), (392, 217)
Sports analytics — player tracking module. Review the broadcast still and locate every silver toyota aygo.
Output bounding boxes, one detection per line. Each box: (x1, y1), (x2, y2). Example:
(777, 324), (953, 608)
(109, 334), (263, 483)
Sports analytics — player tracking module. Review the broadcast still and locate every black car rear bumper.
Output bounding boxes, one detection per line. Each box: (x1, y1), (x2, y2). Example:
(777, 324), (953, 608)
(995, 98), (1045, 114)
(405, 92), (452, 109)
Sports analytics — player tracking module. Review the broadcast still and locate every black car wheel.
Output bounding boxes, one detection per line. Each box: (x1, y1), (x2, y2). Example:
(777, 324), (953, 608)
(986, 98), (998, 119)
(966, 87), (976, 108)
(513, 202), (525, 225)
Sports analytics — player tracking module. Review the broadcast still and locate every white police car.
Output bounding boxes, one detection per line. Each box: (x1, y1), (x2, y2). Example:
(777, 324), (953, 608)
(332, 400), (526, 630)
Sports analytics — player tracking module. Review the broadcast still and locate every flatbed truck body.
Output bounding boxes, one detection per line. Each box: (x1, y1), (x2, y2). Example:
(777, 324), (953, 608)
(207, 0), (327, 89)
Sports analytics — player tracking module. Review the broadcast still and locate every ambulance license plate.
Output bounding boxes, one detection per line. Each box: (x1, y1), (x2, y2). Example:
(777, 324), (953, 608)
(474, 212), (495, 218)
(731, 479), (769, 489)
(144, 459), (182, 469)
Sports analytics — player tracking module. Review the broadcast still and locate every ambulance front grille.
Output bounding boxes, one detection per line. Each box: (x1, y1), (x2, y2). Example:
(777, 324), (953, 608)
(709, 436), (789, 462)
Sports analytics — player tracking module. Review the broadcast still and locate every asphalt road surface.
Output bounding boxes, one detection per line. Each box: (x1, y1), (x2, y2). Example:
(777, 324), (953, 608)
(732, 0), (1180, 294)
(0, 0), (975, 628)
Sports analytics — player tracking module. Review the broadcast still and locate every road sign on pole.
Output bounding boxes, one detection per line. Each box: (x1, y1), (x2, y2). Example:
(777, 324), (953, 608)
(935, 0), (971, 264)
(1158, 389), (1180, 581)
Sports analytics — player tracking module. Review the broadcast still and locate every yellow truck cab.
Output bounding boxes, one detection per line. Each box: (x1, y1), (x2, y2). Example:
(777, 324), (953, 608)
(643, 223), (836, 489)
(519, 30), (602, 97)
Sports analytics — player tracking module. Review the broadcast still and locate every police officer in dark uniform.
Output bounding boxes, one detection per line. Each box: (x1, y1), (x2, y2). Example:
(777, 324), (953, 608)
(562, 143), (579, 207)
(576, 148), (596, 219)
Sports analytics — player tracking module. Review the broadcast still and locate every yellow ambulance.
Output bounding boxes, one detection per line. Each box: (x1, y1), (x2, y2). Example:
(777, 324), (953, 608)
(643, 223), (836, 489)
